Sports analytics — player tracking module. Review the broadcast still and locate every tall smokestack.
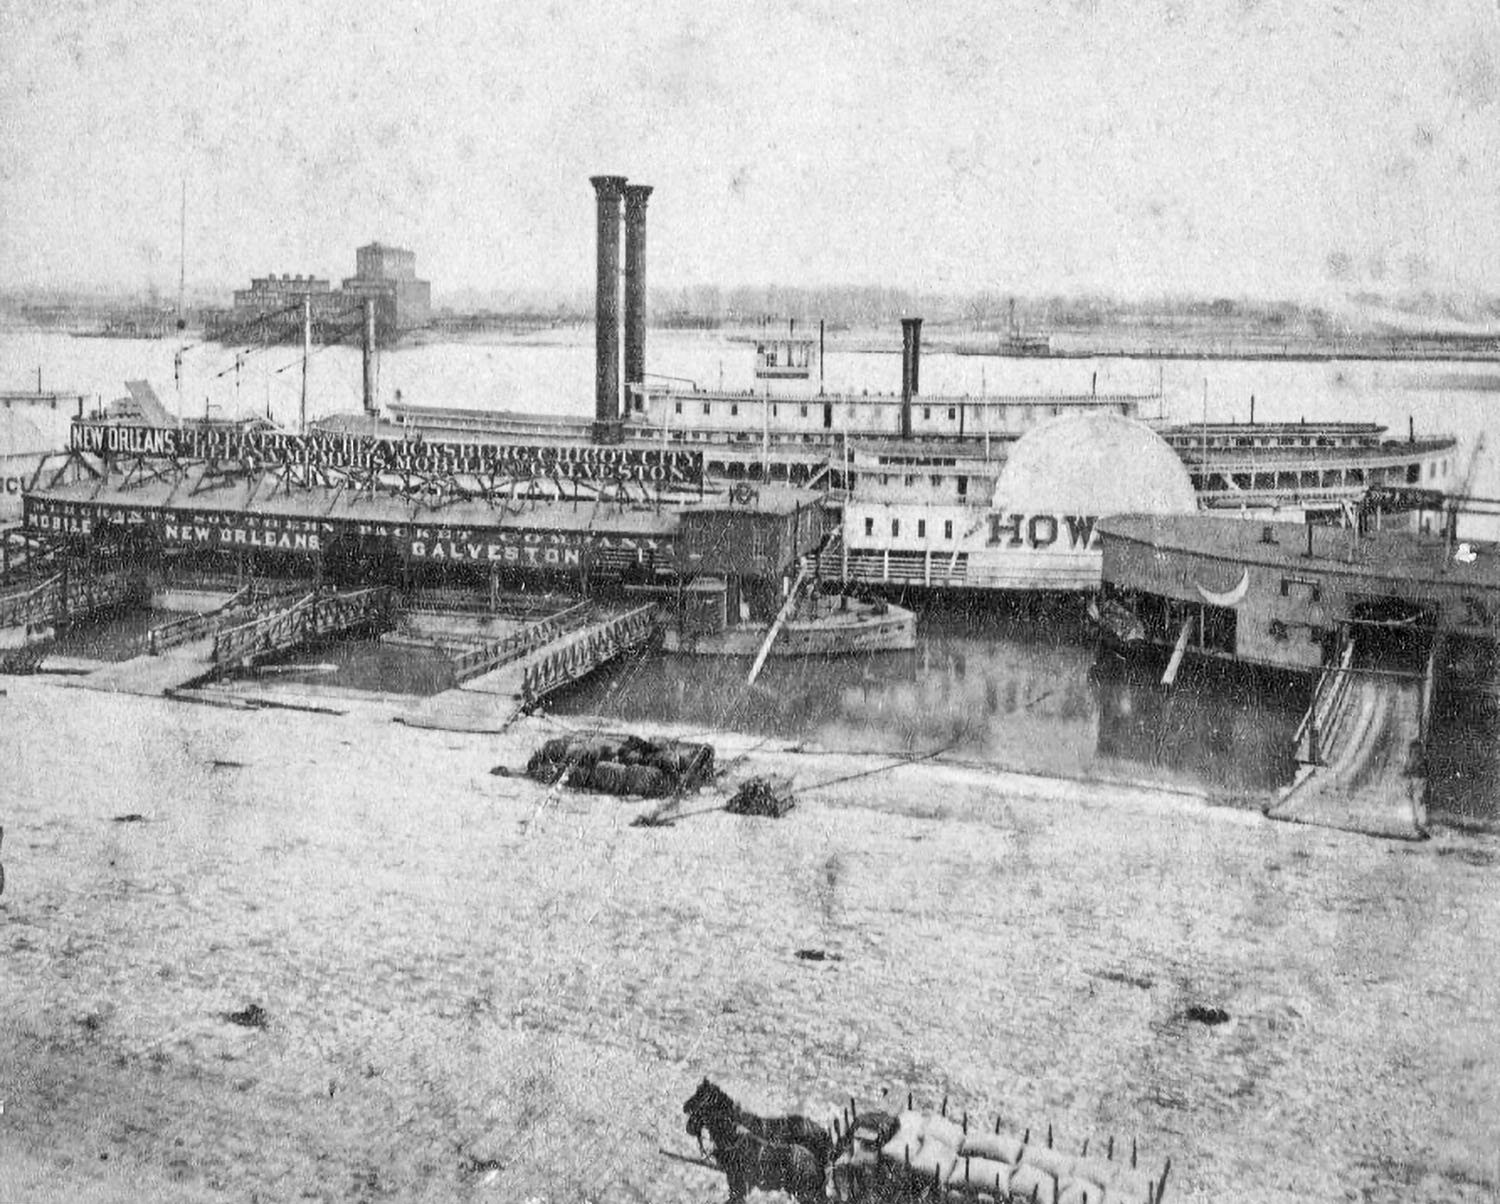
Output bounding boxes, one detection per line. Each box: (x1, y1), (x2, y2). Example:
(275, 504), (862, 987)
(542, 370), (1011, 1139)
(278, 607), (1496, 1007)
(590, 175), (628, 440)
(622, 183), (652, 414)
(362, 299), (377, 415)
(900, 317), (923, 440)
(909, 315), (922, 396)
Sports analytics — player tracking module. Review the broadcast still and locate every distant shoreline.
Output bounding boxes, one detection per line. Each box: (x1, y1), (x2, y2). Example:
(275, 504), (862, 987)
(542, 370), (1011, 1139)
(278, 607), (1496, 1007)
(7, 318), (1500, 366)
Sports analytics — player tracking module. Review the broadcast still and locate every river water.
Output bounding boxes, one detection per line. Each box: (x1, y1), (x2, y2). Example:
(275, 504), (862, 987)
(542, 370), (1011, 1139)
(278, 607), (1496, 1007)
(4, 325), (1496, 824)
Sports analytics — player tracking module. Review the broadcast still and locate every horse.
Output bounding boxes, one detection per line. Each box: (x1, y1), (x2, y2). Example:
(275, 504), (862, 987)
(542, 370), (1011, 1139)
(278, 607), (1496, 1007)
(683, 1084), (827, 1204)
(682, 1077), (834, 1171)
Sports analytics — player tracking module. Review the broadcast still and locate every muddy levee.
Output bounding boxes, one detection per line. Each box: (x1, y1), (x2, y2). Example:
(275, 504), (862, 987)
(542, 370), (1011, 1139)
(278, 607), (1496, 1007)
(1, 676), (1497, 1204)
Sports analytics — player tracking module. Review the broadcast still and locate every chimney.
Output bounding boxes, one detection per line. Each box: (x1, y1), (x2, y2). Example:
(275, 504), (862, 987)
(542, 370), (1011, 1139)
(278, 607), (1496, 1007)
(590, 175), (628, 441)
(909, 316), (922, 396)
(622, 184), (652, 416)
(900, 317), (923, 440)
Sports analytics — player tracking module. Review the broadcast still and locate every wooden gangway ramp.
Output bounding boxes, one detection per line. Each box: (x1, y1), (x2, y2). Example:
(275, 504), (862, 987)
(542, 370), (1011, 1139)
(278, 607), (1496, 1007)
(399, 603), (659, 733)
(1269, 641), (1430, 840)
(0, 567), (145, 631)
(76, 587), (392, 696)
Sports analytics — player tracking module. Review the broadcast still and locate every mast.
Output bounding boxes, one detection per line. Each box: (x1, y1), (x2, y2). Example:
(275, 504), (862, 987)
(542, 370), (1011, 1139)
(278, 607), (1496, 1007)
(175, 176), (186, 426)
(177, 177), (187, 327)
(300, 295), (311, 433)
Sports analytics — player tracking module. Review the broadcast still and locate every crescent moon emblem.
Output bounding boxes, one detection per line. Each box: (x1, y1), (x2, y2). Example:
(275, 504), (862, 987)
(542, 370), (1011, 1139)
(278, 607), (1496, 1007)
(1195, 568), (1250, 607)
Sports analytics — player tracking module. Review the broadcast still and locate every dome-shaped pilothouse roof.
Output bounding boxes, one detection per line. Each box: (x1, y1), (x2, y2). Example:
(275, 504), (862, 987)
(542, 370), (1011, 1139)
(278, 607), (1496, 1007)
(995, 411), (1197, 515)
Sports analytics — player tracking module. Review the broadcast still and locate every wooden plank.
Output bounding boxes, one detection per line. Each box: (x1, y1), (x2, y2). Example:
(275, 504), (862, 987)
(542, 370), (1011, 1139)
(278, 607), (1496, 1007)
(1160, 616), (1195, 687)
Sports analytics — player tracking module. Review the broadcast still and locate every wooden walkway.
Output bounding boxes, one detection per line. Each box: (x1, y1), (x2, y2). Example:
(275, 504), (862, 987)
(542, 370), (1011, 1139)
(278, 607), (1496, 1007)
(400, 604), (659, 733)
(55, 588), (393, 697)
(1269, 647), (1429, 839)
(0, 567), (145, 629)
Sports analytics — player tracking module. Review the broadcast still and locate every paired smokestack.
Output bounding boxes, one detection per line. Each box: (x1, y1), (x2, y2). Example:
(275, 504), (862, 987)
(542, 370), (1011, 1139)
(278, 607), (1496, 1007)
(900, 317), (923, 440)
(623, 184), (652, 413)
(590, 175), (628, 439)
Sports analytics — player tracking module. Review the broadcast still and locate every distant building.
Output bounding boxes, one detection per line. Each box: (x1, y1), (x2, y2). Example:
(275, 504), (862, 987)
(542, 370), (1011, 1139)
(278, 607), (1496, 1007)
(340, 241), (432, 341)
(205, 244), (430, 346)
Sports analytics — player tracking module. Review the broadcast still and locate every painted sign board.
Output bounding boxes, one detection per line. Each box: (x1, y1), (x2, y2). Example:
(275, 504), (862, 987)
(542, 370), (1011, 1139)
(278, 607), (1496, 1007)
(67, 422), (703, 485)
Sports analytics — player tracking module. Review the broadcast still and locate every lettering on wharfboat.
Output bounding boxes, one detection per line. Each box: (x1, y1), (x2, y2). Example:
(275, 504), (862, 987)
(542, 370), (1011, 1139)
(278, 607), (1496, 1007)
(406, 526), (661, 567)
(67, 422), (704, 485)
(161, 523), (322, 552)
(408, 540), (583, 567)
(986, 513), (1098, 550)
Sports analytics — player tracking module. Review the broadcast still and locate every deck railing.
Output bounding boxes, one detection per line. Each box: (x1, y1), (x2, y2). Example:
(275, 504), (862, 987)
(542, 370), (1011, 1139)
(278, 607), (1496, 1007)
(0, 573), (62, 628)
(1295, 639), (1357, 764)
(209, 587), (391, 673)
(146, 585), (307, 655)
(0, 567), (144, 630)
(519, 604), (658, 705)
(452, 600), (594, 683)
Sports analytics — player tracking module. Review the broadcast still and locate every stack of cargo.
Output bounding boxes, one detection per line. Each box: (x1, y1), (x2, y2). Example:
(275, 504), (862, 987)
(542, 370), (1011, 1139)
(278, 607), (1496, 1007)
(525, 731), (714, 798)
(832, 1106), (1169, 1203)
(725, 775), (796, 817)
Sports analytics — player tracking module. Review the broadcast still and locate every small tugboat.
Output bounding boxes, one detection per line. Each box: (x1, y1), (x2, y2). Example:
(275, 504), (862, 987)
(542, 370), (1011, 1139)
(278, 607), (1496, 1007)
(661, 578), (916, 657)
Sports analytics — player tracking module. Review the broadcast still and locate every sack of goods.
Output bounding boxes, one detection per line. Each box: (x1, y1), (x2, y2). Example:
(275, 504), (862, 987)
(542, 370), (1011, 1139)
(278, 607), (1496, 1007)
(525, 731), (714, 798)
(725, 775), (795, 817)
(834, 1105), (1171, 1204)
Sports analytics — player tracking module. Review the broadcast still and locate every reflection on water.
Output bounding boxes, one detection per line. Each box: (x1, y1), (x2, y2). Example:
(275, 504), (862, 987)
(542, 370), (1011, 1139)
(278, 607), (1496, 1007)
(42, 595), (1497, 826)
(232, 638), (457, 696)
(550, 598), (1309, 799)
(1426, 684), (1500, 834)
(47, 607), (196, 661)
(1091, 654), (1306, 796)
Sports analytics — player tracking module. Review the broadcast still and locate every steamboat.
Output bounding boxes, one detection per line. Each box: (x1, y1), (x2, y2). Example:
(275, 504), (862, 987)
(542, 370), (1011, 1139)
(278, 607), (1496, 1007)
(360, 180), (1455, 597)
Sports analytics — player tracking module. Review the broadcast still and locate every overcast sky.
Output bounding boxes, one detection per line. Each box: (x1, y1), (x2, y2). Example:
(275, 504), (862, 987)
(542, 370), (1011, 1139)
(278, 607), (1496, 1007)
(3, 0), (1498, 300)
